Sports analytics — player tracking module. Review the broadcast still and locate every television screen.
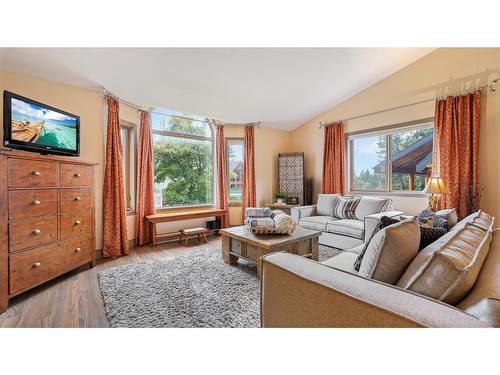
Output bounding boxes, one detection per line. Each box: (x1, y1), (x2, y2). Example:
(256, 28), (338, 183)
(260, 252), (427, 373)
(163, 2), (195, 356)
(3, 91), (80, 156)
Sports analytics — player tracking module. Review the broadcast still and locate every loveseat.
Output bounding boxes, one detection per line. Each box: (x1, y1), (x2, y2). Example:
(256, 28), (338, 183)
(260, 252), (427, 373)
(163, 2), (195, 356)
(260, 211), (499, 327)
(291, 194), (402, 249)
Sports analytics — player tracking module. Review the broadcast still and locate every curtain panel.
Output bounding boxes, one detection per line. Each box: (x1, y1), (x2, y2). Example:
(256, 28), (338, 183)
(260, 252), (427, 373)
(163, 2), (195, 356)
(322, 122), (345, 194)
(433, 90), (481, 218)
(103, 98), (129, 257)
(215, 124), (230, 227)
(135, 111), (156, 246)
(241, 125), (256, 220)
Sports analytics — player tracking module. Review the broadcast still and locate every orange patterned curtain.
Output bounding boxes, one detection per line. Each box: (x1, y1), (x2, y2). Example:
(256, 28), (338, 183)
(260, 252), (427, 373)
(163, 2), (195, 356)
(135, 111), (156, 246)
(433, 91), (481, 218)
(103, 98), (129, 257)
(322, 122), (345, 194)
(241, 125), (256, 220)
(215, 124), (230, 227)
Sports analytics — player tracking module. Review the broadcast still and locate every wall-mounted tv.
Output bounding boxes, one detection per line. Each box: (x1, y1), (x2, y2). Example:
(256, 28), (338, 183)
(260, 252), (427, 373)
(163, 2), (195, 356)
(3, 91), (80, 156)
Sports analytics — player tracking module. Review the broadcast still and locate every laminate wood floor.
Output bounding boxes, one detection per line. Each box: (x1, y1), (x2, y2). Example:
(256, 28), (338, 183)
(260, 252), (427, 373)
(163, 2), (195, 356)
(0, 236), (221, 328)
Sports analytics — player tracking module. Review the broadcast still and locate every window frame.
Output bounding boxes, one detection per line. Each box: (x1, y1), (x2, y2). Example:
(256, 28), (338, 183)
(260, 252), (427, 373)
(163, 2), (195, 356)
(120, 120), (137, 214)
(225, 137), (245, 207)
(346, 118), (434, 196)
(151, 113), (216, 210)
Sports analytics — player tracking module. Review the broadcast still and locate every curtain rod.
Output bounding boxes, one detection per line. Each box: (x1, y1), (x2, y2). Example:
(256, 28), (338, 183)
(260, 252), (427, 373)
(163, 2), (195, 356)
(318, 79), (498, 129)
(103, 90), (260, 127)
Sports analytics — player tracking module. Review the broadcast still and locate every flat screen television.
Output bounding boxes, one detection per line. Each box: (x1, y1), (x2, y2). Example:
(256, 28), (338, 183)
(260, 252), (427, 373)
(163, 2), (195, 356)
(3, 91), (80, 156)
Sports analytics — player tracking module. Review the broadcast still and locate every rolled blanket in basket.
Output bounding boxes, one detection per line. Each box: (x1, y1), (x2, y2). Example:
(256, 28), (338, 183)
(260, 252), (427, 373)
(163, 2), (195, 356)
(270, 209), (285, 218)
(245, 207), (272, 218)
(273, 213), (297, 232)
(245, 217), (275, 228)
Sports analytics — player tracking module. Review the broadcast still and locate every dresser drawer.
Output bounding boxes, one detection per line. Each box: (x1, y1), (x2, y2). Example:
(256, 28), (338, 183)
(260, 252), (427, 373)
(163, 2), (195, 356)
(61, 211), (92, 238)
(9, 234), (92, 295)
(9, 215), (58, 252)
(60, 188), (93, 212)
(8, 159), (58, 187)
(9, 189), (58, 219)
(60, 163), (92, 186)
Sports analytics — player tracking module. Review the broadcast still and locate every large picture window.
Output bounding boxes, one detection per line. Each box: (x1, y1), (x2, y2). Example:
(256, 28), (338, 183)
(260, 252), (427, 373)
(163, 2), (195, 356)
(348, 120), (434, 193)
(152, 109), (214, 208)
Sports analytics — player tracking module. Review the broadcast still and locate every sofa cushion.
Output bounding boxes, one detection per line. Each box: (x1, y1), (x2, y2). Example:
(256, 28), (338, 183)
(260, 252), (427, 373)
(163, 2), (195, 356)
(436, 208), (458, 229)
(359, 218), (420, 284)
(326, 219), (365, 239)
(397, 222), (492, 305)
(355, 196), (391, 220)
(322, 252), (359, 274)
(332, 196), (360, 219)
(298, 216), (338, 231)
(316, 194), (339, 216)
(354, 215), (400, 272)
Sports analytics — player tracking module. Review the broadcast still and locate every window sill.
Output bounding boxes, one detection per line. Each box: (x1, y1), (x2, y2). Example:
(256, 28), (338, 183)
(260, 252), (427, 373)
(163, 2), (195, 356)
(348, 191), (429, 198)
(155, 204), (216, 212)
(228, 202), (242, 208)
(126, 210), (135, 216)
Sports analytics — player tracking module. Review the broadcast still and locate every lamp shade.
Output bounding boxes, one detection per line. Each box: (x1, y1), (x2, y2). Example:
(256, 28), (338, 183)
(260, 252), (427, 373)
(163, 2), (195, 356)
(423, 177), (449, 194)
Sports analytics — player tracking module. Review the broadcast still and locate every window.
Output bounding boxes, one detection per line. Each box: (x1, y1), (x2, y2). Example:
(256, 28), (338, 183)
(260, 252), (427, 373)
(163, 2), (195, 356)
(120, 121), (136, 212)
(151, 108), (214, 208)
(348, 120), (434, 193)
(226, 138), (244, 205)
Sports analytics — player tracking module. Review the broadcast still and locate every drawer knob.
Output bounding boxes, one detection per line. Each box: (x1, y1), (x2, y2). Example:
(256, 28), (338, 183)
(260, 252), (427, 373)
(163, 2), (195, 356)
(32, 171), (41, 176)
(74, 196), (82, 201)
(75, 247), (81, 253)
(32, 262), (42, 268)
(32, 200), (41, 205)
(32, 229), (41, 235)
(74, 173), (81, 177)
(75, 220), (81, 225)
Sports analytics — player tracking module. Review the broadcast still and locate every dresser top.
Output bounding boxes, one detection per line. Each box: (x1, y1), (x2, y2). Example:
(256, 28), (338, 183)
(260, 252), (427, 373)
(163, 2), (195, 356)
(0, 149), (98, 166)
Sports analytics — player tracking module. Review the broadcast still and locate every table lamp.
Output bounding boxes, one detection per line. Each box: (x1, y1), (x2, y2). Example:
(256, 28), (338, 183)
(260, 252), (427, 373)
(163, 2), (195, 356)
(423, 176), (448, 212)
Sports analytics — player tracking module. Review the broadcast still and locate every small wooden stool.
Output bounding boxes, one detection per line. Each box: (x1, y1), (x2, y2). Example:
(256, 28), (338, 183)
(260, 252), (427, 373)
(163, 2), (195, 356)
(180, 227), (208, 246)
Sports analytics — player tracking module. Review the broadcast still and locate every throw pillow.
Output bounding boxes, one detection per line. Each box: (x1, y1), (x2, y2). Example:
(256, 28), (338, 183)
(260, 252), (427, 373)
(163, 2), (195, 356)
(416, 209), (449, 230)
(436, 208), (458, 229)
(332, 196), (360, 220)
(419, 226), (447, 251)
(316, 194), (339, 216)
(353, 216), (399, 272)
(359, 218), (420, 284)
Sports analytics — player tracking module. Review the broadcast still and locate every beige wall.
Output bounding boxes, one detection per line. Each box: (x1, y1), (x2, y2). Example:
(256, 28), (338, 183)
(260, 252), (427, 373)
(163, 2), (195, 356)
(0, 69), (291, 249)
(0, 70), (106, 248)
(290, 48), (500, 217)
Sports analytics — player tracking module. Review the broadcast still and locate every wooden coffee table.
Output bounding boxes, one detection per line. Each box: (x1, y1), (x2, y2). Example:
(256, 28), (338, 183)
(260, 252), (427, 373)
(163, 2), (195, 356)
(220, 226), (321, 278)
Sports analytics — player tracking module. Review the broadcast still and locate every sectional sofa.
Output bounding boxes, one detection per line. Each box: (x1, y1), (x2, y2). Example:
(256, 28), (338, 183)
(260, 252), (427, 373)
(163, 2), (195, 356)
(291, 194), (402, 249)
(260, 210), (499, 327)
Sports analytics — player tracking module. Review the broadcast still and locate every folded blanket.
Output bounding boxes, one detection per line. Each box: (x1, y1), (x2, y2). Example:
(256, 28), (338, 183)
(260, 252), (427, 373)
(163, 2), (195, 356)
(273, 213), (297, 231)
(245, 217), (275, 228)
(245, 207), (272, 218)
(271, 209), (285, 218)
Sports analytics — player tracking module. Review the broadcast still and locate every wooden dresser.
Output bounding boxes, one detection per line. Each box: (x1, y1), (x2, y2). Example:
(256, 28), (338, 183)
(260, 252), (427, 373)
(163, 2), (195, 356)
(0, 150), (97, 313)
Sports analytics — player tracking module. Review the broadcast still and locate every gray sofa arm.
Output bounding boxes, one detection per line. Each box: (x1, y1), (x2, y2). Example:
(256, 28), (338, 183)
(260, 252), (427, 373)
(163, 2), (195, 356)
(260, 252), (487, 328)
(364, 210), (404, 242)
(290, 205), (316, 222)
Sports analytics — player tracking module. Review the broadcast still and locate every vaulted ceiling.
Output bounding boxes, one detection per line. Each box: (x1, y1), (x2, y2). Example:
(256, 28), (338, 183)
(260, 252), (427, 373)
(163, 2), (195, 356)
(0, 48), (434, 130)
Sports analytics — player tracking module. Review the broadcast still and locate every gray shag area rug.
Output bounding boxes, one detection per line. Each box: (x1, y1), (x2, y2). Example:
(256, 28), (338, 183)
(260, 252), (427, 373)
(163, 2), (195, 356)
(98, 244), (341, 328)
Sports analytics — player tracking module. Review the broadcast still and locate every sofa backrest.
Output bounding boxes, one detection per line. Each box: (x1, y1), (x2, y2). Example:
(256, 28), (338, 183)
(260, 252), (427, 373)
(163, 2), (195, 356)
(397, 211), (495, 306)
(457, 229), (500, 326)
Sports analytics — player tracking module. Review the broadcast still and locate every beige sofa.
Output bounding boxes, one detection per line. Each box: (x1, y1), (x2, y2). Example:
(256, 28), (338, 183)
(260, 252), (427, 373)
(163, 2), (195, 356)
(291, 194), (402, 250)
(260, 211), (499, 327)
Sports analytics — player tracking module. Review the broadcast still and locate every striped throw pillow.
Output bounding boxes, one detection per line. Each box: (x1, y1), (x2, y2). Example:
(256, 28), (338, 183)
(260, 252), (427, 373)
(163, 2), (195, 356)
(332, 196), (360, 219)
